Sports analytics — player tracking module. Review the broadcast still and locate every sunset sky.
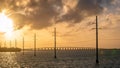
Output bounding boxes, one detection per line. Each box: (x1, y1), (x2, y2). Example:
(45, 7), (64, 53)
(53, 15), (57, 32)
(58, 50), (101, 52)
(0, 0), (120, 48)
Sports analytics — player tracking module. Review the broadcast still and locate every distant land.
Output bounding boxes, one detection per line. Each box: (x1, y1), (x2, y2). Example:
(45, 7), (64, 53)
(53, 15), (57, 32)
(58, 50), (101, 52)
(0, 47), (21, 52)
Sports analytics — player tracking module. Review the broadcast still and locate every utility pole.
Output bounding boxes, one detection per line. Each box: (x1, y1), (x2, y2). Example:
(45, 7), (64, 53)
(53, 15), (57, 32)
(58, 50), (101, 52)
(96, 16), (99, 64)
(23, 37), (24, 55)
(10, 40), (11, 48)
(0, 41), (1, 48)
(54, 27), (57, 59)
(4, 40), (6, 47)
(15, 39), (17, 48)
(34, 33), (36, 56)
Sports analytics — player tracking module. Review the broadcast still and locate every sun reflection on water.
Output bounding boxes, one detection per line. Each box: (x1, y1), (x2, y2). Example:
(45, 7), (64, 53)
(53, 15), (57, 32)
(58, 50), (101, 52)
(0, 52), (20, 68)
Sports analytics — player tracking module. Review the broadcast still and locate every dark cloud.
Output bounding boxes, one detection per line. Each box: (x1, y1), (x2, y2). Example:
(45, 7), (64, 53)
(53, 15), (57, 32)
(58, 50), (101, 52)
(57, 0), (102, 23)
(0, 0), (115, 30)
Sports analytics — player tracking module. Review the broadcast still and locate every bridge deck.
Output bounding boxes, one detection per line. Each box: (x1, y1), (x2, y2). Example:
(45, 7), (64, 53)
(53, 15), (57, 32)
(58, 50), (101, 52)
(37, 47), (96, 50)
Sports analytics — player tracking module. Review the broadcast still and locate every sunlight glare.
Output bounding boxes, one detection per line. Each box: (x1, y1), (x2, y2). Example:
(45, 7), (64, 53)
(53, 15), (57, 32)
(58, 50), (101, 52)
(0, 10), (14, 39)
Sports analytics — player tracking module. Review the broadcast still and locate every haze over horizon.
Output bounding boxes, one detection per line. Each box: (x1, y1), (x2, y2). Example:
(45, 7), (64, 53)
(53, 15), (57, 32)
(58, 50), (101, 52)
(0, 0), (120, 48)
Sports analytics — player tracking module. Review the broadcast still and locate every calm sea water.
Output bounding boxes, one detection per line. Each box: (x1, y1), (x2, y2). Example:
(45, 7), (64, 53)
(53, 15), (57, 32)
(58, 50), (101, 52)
(0, 50), (120, 68)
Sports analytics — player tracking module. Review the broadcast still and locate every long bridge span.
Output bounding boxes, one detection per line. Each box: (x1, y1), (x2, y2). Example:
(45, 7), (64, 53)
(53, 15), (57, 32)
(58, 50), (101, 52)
(37, 47), (96, 51)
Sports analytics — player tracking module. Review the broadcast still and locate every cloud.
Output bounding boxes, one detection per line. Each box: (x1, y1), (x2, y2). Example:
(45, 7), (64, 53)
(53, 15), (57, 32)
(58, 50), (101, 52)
(0, 0), (116, 30)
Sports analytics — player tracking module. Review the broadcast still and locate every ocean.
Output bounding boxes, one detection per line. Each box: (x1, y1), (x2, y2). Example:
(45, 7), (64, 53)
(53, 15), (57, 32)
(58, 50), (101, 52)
(0, 49), (120, 68)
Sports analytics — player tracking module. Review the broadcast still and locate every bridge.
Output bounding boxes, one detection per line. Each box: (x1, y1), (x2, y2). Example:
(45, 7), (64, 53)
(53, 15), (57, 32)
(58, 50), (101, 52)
(37, 47), (96, 51)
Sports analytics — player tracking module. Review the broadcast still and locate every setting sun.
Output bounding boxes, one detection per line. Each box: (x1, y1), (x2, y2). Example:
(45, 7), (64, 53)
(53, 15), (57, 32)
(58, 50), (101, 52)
(0, 10), (14, 39)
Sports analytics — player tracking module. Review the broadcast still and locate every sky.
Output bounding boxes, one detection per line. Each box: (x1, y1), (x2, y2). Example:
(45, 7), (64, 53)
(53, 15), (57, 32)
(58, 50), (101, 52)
(0, 0), (120, 48)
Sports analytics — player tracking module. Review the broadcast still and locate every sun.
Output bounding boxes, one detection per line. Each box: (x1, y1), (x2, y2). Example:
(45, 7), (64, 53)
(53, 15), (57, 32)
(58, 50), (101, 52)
(0, 10), (14, 39)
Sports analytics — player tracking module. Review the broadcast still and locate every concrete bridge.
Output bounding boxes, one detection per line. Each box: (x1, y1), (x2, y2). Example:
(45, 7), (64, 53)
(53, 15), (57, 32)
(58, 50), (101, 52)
(37, 47), (96, 51)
